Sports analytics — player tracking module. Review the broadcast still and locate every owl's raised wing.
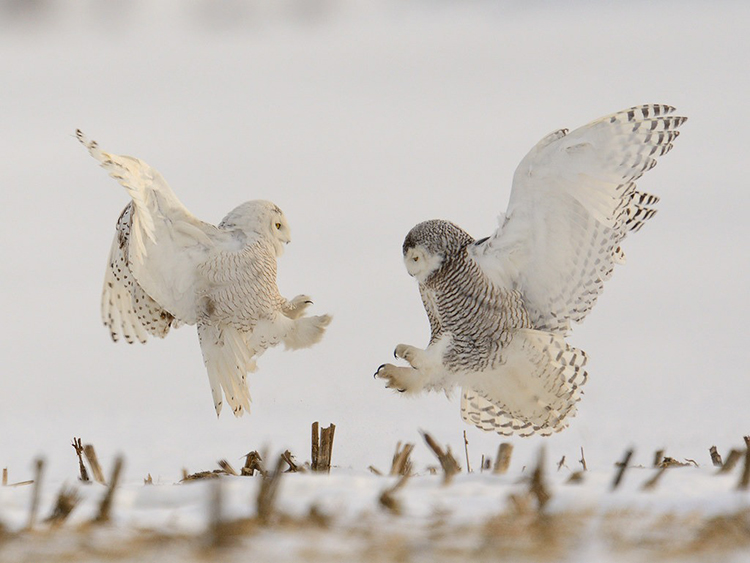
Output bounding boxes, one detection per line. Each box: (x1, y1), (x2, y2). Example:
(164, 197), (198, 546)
(101, 203), (175, 343)
(79, 131), (234, 324)
(472, 105), (686, 333)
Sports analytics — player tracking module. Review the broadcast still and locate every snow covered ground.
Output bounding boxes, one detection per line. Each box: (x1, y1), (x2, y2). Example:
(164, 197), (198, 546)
(1, 1), (749, 560)
(0, 444), (749, 562)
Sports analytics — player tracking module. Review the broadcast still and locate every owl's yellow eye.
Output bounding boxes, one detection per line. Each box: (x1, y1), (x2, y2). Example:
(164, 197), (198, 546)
(275, 223), (282, 229)
(413, 256), (419, 262)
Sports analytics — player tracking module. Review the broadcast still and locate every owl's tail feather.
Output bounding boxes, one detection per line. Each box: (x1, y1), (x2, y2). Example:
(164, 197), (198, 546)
(461, 329), (588, 437)
(197, 323), (254, 418)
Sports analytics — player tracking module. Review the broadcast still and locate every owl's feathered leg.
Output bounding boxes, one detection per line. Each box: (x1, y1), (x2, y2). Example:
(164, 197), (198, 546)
(281, 294), (314, 320)
(393, 344), (431, 369)
(375, 363), (428, 394)
(282, 314), (332, 350)
(377, 335), (451, 394)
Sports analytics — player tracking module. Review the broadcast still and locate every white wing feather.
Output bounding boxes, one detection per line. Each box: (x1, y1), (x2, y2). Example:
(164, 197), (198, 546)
(102, 233), (150, 344)
(101, 203), (175, 344)
(78, 130), (227, 324)
(473, 104), (686, 333)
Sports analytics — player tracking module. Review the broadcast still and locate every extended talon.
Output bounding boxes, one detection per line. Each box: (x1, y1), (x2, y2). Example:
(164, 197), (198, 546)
(283, 294), (315, 320)
(394, 344), (416, 364)
(384, 379), (407, 393)
(375, 362), (414, 394)
(374, 363), (387, 379)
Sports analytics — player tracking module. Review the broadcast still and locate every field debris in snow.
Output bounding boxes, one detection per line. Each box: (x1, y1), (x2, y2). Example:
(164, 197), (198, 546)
(493, 442), (513, 475)
(378, 472), (410, 515)
(739, 445), (750, 491)
(82, 444), (106, 485)
(421, 431), (461, 484)
(70, 438), (89, 483)
(241, 451), (266, 476)
(45, 484), (80, 527)
(390, 441), (415, 476)
(611, 448), (634, 490)
(93, 455), (123, 523)
(710, 445), (723, 467)
(280, 450), (303, 473)
(25, 458), (44, 530)
(0, 433), (749, 562)
(310, 421), (336, 473)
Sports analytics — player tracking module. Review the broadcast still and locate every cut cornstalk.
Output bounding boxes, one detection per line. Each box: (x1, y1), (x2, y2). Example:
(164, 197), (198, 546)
(311, 422), (336, 473)
(421, 431), (460, 484)
(611, 449), (634, 490)
(493, 443), (513, 475)
(83, 444), (106, 485)
(94, 455), (123, 523)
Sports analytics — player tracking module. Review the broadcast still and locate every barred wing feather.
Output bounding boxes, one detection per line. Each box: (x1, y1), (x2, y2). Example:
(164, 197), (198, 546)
(473, 105), (686, 333)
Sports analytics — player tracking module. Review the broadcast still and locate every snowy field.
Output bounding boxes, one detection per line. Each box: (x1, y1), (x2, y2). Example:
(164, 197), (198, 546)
(1, 1), (749, 561)
(0, 440), (749, 562)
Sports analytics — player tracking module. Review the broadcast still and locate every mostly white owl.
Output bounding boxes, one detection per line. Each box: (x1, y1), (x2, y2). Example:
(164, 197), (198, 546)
(78, 131), (331, 417)
(376, 104), (686, 437)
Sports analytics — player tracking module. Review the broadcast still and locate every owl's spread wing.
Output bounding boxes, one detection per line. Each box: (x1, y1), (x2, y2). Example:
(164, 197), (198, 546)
(102, 230), (150, 344)
(102, 203), (174, 343)
(79, 130), (237, 324)
(472, 105), (686, 333)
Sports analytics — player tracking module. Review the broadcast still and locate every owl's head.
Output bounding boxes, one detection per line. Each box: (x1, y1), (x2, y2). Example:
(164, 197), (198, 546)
(402, 220), (474, 283)
(220, 200), (291, 256)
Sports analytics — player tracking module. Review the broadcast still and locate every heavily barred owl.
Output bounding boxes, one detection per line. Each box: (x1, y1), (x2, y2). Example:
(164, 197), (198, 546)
(376, 105), (686, 436)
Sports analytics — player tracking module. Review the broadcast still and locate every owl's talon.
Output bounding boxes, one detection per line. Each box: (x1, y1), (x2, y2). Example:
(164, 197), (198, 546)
(394, 343), (421, 367)
(375, 362), (419, 394)
(283, 294), (314, 319)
